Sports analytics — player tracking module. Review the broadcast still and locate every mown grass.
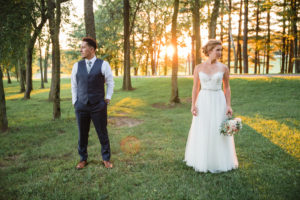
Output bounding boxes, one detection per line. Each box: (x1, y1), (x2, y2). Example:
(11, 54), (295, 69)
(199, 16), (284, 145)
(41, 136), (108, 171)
(0, 76), (299, 200)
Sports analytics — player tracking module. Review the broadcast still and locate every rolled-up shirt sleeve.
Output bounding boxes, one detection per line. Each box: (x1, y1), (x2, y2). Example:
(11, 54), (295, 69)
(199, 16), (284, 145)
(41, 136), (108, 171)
(102, 61), (114, 100)
(71, 62), (78, 105)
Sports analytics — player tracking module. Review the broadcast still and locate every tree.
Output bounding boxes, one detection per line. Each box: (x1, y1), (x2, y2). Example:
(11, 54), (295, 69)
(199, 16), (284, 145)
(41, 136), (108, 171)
(291, 0), (299, 73)
(48, 0), (69, 119)
(0, 67), (8, 132)
(44, 36), (50, 82)
(236, 0), (243, 74)
(280, 0), (287, 74)
(122, 0), (142, 90)
(84, 0), (96, 39)
(24, 0), (48, 99)
(123, 0), (132, 90)
(254, 0), (261, 74)
(243, 0), (249, 73)
(192, 0), (202, 67)
(170, 0), (180, 104)
(266, 0), (271, 74)
(227, 0), (232, 71)
(38, 37), (45, 88)
(209, 0), (220, 39)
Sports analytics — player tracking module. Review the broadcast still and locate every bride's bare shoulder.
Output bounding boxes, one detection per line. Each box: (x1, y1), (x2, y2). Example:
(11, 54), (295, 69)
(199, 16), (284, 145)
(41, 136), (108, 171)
(195, 63), (206, 72)
(219, 62), (229, 73)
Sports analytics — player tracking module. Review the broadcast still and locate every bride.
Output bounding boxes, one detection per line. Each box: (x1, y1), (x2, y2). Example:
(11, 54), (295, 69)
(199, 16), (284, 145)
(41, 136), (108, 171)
(184, 40), (238, 173)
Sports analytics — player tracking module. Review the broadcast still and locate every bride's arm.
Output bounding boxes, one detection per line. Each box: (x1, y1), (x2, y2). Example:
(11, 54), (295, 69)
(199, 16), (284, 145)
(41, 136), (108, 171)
(191, 66), (201, 116)
(223, 66), (233, 116)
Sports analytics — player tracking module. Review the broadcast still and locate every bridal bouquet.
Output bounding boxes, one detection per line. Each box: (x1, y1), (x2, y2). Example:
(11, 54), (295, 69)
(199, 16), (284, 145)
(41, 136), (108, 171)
(220, 117), (242, 136)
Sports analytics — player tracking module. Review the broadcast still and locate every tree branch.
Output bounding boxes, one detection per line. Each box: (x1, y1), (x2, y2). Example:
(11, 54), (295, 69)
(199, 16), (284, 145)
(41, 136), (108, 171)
(129, 0), (143, 35)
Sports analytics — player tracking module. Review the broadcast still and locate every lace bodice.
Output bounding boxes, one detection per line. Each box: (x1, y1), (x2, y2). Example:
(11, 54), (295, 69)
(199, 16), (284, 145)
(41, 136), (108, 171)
(199, 71), (224, 91)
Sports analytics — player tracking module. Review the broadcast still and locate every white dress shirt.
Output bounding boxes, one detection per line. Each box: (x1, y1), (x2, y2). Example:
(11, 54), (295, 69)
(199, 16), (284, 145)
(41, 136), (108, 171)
(71, 56), (114, 105)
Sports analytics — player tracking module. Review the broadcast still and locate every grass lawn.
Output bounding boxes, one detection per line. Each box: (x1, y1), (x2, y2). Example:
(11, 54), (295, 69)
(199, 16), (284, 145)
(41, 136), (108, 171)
(0, 76), (299, 200)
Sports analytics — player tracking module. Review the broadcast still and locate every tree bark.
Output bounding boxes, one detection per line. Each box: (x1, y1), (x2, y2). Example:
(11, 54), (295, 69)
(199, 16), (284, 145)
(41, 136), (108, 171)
(122, 0), (132, 90)
(164, 52), (168, 76)
(84, 0), (96, 39)
(291, 0), (299, 73)
(18, 58), (25, 92)
(220, 0), (224, 63)
(38, 38), (44, 88)
(170, 0), (180, 104)
(266, 3), (270, 74)
(24, 0), (47, 99)
(237, 0), (243, 74)
(227, 0), (232, 71)
(193, 0), (201, 65)
(208, 0), (220, 39)
(191, 35), (195, 73)
(6, 69), (11, 84)
(53, 0), (62, 119)
(243, 0), (248, 74)
(254, 0), (260, 74)
(0, 67), (8, 132)
(44, 37), (50, 82)
(281, 0), (286, 74)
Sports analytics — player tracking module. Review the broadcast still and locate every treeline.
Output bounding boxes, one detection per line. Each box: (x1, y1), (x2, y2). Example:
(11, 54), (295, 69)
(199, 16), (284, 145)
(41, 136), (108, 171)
(69, 0), (299, 75)
(0, 0), (299, 131)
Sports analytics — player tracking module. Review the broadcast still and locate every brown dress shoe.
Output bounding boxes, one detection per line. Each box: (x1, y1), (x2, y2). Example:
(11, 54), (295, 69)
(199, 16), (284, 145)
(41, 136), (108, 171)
(76, 161), (87, 169)
(102, 160), (113, 169)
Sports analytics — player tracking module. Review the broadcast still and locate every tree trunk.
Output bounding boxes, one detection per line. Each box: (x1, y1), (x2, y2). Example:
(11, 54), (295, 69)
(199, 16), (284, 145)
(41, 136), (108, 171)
(44, 38), (50, 82)
(155, 41), (161, 75)
(18, 58), (25, 92)
(193, 0), (201, 65)
(285, 35), (289, 73)
(170, 0), (180, 104)
(164, 53), (168, 76)
(145, 51), (149, 75)
(254, 0), (260, 74)
(281, 0), (286, 74)
(84, 0), (96, 39)
(208, 0), (220, 39)
(243, 0), (248, 74)
(227, 0), (231, 71)
(53, 0), (62, 119)
(291, 0), (299, 73)
(122, 0), (132, 90)
(0, 67), (8, 132)
(114, 60), (119, 76)
(24, 0), (47, 99)
(38, 39), (44, 88)
(266, 3), (271, 74)
(220, 0), (224, 63)
(15, 64), (19, 82)
(6, 69), (11, 84)
(288, 32), (294, 73)
(237, 0), (243, 74)
(191, 35), (195, 74)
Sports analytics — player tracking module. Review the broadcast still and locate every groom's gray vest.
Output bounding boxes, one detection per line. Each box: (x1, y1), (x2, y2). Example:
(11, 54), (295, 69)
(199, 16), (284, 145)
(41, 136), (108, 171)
(76, 59), (105, 105)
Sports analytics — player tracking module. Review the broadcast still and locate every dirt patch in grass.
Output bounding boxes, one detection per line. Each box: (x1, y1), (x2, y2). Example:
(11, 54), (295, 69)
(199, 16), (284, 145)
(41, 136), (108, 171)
(108, 117), (143, 128)
(182, 97), (192, 103)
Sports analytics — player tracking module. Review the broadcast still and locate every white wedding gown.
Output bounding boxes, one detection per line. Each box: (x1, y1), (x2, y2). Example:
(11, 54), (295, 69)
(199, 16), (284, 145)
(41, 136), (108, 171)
(184, 71), (238, 173)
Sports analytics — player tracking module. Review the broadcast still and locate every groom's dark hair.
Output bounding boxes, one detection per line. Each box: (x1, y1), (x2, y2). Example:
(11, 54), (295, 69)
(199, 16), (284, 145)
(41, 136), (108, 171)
(82, 37), (97, 50)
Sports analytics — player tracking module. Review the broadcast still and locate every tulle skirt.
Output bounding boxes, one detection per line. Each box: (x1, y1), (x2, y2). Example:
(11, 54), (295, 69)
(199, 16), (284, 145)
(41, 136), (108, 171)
(184, 90), (238, 173)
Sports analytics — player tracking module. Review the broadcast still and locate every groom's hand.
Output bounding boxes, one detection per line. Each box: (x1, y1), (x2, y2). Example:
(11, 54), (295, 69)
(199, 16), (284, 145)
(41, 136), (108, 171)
(105, 99), (110, 105)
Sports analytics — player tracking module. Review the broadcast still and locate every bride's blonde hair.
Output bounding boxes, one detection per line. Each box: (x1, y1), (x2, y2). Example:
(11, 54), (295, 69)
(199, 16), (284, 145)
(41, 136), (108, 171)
(202, 40), (222, 57)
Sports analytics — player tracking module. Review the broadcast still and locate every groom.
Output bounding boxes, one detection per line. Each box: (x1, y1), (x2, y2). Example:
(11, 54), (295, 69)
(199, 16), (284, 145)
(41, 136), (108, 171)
(71, 37), (114, 169)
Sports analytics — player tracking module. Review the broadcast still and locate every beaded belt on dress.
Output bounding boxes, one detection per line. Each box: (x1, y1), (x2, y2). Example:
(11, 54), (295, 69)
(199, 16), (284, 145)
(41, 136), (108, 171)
(201, 88), (222, 91)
